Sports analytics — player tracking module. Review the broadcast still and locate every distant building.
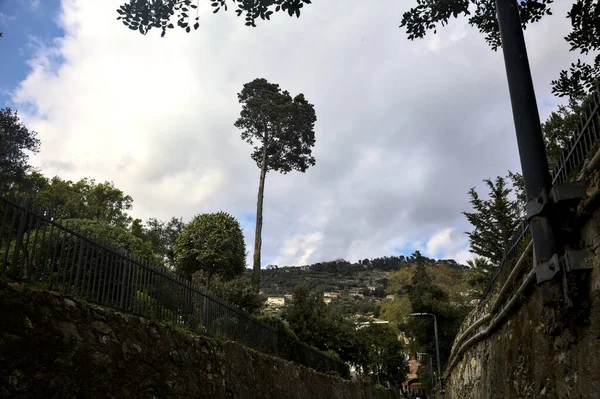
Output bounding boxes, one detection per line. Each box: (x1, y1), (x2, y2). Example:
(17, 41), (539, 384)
(284, 294), (293, 301)
(282, 265), (310, 271)
(267, 297), (285, 307)
(386, 294), (395, 300)
(403, 353), (424, 397)
(355, 317), (390, 329)
(324, 298), (332, 304)
(324, 292), (340, 298)
(348, 289), (364, 297)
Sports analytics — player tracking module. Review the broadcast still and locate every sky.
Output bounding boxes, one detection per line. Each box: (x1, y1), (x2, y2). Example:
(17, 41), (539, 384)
(0, 0), (584, 267)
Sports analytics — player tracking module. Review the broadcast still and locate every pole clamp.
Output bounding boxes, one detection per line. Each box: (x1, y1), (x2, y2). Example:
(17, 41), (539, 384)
(526, 182), (587, 221)
(535, 249), (591, 284)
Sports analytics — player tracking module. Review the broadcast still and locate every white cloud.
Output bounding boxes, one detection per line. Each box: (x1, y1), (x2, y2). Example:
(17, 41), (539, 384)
(272, 232), (324, 266)
(10, 0), (586, 267)
(424, 228), (473, 264)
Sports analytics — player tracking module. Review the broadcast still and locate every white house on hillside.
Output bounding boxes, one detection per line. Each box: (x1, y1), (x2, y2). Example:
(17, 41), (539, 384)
(267, 297), (285, 307)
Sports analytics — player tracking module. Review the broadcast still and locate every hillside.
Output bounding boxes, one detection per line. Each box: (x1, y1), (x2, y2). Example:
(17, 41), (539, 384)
(252, 254), (468, 297)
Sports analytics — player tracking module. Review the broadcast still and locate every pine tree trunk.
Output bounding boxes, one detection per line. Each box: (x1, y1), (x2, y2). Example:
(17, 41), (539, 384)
(252, 141), (268, 290)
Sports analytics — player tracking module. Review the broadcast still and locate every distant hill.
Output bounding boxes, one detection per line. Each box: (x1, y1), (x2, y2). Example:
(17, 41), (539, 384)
(251, 254), (468, 297)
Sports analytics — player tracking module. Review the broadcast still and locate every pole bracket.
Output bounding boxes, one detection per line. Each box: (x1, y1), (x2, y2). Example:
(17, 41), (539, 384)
(526, 187), (550, 220)
(526, 182), (587, 221)
(535, 253), (560, 284)
(549, 181), (587, 205)
(535, 249), (591, 284)
(561, 249), (593, 273)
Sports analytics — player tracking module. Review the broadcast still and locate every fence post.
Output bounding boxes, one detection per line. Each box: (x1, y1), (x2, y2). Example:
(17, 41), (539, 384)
(119, 250), (130, 309)
(10, 200), (29, 279)
(74, 231), (87, 292)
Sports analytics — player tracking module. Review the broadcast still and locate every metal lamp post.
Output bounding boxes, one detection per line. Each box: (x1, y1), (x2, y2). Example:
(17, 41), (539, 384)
(411, 313), (443, 398)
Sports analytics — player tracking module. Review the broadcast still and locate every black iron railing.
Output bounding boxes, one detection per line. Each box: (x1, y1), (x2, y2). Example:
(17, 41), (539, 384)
(482, 86), (600, 298)
(0, 195), (349, 379)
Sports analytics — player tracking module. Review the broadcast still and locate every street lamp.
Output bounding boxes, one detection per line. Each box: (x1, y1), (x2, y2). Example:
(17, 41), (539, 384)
(410, 313), (442, 397)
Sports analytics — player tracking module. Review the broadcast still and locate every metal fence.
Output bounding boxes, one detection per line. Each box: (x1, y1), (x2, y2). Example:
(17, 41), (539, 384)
(0, 194), (350, 379)
(482, 85), (600, 298)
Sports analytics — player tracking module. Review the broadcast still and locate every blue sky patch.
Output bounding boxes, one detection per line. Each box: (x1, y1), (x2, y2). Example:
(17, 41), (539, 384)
(0, 0), (63, 106)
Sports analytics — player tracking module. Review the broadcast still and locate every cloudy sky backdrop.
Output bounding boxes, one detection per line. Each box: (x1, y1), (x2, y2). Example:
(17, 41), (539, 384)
(0, 0), (584, 267)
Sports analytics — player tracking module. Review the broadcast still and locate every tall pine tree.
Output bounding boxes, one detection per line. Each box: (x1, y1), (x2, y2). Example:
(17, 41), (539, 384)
(463, 176), (521, 265)
(235, 78), (316, 290)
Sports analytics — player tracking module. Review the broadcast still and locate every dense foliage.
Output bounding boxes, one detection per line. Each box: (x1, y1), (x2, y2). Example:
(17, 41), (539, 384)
(131, 216), (185, 269)
(463, 176), (522, 265)
(354, 324), (407, 387)
(463, 257), (495, 299)
(193, 272), (266, 314)
(282, 283), (408, 385)
(542, 91), (598, 171)
(398, 252), (471, 371)
(0, 108), (40, 187)
(11, 174), (134, 229)
(116, 0), (313, 37)
(174, 212), (246, 289)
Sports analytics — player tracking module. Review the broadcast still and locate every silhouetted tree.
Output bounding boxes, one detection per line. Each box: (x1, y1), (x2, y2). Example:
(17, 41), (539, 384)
(174, 212), (246, 290)
(463, 176), (521, 265)
(0, 108), (40, 187)
(235, 78), (316, 289)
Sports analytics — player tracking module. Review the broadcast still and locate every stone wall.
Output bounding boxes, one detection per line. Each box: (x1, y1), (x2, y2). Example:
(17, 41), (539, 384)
(0, 281), (397, 399)
(445, 205), (600, 398)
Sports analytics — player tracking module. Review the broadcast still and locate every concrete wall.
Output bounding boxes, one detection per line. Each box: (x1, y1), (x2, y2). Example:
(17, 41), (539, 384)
(0, 281), (397, 399)
(445, 205), (600, 398)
